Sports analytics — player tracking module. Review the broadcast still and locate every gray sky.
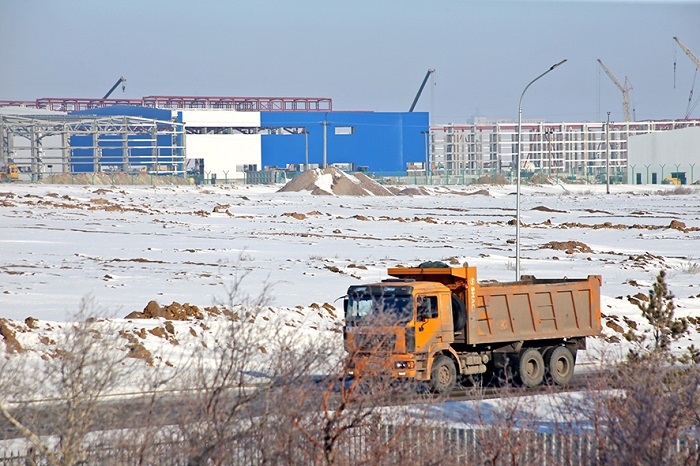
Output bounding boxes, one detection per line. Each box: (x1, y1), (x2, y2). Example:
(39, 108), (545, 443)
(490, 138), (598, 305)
(2, 0), (699, 123)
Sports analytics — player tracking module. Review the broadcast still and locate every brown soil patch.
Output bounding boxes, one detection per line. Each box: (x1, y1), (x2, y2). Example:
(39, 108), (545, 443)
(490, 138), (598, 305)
(396, 186), (430, 196)
(120, 330), (153, 363)
(282, 212), (307, 220)
(125, 300), (222, 321)
(475, 174), (508, 185)
(541, 241), (592, 254)
(532, 205), (567, 213)
(605, 320), (624, 334)
(669, 220), (686, 231)
(36, 173), (190, 186)
(0, 320), (23, 353)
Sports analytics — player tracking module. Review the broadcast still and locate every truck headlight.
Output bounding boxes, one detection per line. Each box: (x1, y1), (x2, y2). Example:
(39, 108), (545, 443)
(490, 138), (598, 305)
(394, 361), (415, 370)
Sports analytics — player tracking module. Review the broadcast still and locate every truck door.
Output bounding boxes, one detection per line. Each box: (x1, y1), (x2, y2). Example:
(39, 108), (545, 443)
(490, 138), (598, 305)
(414, 294), (443, 353)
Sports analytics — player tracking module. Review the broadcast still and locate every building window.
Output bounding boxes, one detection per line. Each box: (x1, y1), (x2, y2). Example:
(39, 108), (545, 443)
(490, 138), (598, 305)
(335, 126), (354, 135)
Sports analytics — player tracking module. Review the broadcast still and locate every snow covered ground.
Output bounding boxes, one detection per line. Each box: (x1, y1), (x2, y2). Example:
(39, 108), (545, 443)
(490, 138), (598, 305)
(1, 178), (700, 389)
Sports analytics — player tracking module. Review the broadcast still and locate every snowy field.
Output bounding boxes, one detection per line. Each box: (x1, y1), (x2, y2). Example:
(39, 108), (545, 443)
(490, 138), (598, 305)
(1, 176), (700, 387)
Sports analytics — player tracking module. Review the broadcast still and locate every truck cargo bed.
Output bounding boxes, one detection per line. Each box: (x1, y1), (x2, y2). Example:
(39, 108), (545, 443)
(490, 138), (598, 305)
(388, 267), (602, 345)
(470, 276), (601, 345)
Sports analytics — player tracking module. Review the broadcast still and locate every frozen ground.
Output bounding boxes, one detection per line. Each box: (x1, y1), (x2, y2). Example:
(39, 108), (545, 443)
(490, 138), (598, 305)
(1, 177), (699, 392)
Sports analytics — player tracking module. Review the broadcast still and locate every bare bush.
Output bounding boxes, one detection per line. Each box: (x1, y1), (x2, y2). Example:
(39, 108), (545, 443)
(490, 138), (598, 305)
(677, 258), (700, 275)
(556, 273), (700, 465)
(0, 296), (128, 466)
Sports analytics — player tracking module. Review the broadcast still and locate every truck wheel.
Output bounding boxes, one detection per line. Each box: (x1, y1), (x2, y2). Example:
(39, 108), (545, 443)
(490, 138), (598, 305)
(451, 295), (467, 332)
(548, 346), (575, 386)
(517, 348), (545, 387)
(430, 355), (457, 393)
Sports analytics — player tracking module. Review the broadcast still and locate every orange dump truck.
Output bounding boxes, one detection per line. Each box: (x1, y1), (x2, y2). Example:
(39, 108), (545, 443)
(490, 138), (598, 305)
(343, 266), (601, 392)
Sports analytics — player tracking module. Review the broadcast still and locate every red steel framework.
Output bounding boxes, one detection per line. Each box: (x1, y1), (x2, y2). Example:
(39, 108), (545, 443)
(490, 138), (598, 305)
(0, 96), (332, 112)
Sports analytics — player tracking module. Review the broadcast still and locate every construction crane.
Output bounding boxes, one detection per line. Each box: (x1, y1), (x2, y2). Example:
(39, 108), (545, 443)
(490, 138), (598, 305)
(409, 69), (435, 112)
(597, 59), (633, 122)
(673, 36), (700, 118)
(103, 76), (126, 99)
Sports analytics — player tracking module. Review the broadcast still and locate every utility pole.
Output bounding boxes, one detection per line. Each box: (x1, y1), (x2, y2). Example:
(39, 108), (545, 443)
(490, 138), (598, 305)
(304, 129), (309, 171)
(422, 130), (430, 179)
(605, 112), (610, 194)
(322, 114), (328, 168)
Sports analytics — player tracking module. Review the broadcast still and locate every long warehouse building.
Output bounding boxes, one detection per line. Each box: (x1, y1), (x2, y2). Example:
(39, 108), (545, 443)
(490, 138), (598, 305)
(0, 100), (428, 182)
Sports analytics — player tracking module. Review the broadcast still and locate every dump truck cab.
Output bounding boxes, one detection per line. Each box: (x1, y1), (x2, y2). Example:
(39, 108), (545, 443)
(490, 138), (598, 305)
(344, 276), (462, 390)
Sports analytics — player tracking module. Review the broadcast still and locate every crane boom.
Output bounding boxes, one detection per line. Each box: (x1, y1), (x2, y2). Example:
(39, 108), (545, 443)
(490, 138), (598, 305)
(103, 76), (127, 99)
(674, 36), (700, 69)
(409, 69), (435, 112)
(597, 59), (632, 122)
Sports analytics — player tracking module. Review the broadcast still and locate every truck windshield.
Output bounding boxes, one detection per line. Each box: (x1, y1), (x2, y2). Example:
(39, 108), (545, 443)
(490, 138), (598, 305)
(345, 285), (413, 325)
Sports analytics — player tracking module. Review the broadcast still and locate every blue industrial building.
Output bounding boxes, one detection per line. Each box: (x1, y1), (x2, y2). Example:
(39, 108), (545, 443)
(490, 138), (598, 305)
(67, 106), (429, 178)
(260, 112), (428, 173)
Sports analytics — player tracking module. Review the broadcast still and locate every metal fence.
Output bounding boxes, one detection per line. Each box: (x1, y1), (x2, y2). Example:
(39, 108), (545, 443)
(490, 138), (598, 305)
(1, 424), (697, 466)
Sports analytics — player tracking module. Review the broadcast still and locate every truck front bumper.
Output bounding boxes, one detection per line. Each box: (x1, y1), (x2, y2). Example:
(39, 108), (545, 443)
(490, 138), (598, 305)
(346, 354), (417, 379)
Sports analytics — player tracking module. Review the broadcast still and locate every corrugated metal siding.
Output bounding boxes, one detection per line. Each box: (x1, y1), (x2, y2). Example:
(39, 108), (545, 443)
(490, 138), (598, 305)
(627, 126), (700, 183)
(260, 111), (428, 173)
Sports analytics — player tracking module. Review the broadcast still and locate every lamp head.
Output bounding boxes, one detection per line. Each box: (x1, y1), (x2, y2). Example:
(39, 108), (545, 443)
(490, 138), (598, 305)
(550, 59), (567, 70)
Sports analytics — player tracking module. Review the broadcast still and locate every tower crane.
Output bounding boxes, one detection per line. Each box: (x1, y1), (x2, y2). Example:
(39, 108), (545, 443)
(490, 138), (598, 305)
(597, 59), (633, 122)
(409, 69), (435, 112)
(674, 36), (700, 69)
(103, 76), (126, 99)
(673, 36), (700, 118)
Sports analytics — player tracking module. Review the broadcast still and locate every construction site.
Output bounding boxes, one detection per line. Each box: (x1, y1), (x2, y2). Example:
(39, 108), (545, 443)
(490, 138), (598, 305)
(1, 36), (700, 186)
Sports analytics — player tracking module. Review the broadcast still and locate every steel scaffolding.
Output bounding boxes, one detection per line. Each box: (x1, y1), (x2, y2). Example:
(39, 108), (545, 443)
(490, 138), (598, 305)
(1, 114), (185, 181)
(429, 119), (700, 182)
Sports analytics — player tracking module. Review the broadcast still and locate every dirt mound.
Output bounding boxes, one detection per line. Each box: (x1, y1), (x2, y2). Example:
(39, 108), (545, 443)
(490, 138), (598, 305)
(528, 173), (556, 185)
(396, 186), (430, 196)
(474, 174), (508, 185)
(532, 205), (567, 213)
(541, 241), (593, 254)
(0, 319), (23, 353)
(125, 300), (222, 320)
(669, 220), (686, 231)
(464, 189), (490, 196)
(36, 173), (190, 186)
(278, 167), (393, 196)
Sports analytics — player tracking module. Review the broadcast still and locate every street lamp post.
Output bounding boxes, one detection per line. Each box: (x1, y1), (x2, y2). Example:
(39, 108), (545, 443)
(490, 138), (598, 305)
(516, 59), (567, 281)
(421, 131), (430, 181)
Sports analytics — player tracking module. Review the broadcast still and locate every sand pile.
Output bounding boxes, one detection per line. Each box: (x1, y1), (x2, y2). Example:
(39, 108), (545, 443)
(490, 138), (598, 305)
(278, 167), (394, 196)
(36, 173), (190, 186)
